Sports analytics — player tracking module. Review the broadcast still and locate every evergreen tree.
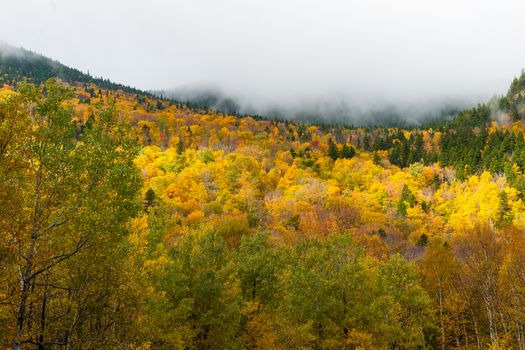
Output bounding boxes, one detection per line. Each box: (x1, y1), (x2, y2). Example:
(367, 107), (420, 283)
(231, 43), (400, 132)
(363, 134), (371, 151)
(417, 233), (429, 247)
(497, 191), (513, 226)
(176, 138), (186, 155)
(328, 138), (339, 160)
(389, 144), (402, 167)
(144, 188), (156, 211)
(397, 184), (417, 216)
(341, 144), (356, 159)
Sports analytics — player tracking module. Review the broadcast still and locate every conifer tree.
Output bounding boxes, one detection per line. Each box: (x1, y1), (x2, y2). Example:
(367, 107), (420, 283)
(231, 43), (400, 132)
(328, 138), (339, 160)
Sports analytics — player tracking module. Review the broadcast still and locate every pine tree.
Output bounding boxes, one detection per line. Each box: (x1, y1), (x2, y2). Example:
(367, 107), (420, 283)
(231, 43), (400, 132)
(144, 188), (156, 211)
(341, 144), (356, 159)
(328, 138), (339, 160)
(417, 233), (429, 247)
(497, 191), (513, 226)
(397, 184), (417, 216)
(176, 138), (186, 155)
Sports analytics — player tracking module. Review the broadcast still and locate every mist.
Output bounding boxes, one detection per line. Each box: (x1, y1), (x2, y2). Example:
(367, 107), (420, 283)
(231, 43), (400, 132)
(1, 0), (525, 123)
(163, 83), (480, 125)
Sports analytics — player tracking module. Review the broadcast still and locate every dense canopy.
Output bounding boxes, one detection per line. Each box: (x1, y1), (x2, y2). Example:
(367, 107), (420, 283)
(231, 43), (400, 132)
(1, 67), (525, 348)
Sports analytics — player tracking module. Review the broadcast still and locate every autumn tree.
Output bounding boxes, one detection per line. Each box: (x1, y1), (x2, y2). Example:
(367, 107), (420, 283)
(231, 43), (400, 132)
(419, 238), (464, 349)
(0, 80), (141, 349)
(140, 230), (243, 349)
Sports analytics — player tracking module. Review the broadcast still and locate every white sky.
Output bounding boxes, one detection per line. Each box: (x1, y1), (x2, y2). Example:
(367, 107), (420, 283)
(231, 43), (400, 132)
(1, 0), (525, 115)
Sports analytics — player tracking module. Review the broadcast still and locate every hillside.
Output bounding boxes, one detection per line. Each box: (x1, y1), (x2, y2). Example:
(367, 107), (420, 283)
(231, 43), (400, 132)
(1, 50), (525, 348)
(0, 43), (149, 96)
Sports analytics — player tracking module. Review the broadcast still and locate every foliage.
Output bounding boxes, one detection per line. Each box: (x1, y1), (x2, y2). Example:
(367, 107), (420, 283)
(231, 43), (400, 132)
(1, 70), (525, 348)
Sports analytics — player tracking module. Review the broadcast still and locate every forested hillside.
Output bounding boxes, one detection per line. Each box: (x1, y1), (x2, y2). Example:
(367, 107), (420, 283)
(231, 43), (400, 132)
(2, 55), (525, 349)
(0, 43), (147, 96)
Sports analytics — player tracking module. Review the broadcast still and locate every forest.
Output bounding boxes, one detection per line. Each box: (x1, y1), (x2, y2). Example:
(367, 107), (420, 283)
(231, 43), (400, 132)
(2, 58), (525, 349)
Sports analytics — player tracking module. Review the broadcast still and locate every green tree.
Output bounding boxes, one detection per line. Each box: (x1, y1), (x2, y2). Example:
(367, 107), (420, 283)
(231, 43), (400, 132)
(0, 80), (141, 349)
(497, 191), (513, 226)
(397, 184), (417, 216)
(378, 255), (432, 349)
(144, 187), (157, 211)
(417, 233), (429, 247)
(143, 230), (243, 349)
(341, 144), (356, 159)
(177, 137), (186, 155)
(235, 232), (286, 305)
(327, 138), (339, 160)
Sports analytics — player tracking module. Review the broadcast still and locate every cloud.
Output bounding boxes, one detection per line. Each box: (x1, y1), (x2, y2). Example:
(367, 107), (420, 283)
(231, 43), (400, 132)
(0, 41), (27, 58)
(1, 0), (524, 123)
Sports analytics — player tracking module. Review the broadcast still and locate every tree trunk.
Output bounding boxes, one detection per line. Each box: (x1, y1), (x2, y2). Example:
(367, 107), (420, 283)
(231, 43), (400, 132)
(38, 275), (49, 350)
(438, 283), (445, 350)
(14, 163), (42, 349)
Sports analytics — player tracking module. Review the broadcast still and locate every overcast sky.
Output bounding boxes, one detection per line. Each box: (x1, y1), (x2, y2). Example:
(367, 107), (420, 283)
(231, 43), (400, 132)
(1, 0), (525, 119)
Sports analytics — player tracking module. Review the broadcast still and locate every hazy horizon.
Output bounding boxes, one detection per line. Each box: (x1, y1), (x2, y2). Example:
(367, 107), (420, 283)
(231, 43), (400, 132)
(2, 0), (525, 122)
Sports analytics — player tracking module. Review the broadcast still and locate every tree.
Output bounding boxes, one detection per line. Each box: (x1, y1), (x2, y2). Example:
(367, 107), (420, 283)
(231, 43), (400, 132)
(235, 232), (286, 306)
(141, 230), (243, 349)
(455, 225), (503, 348)
(176, 137), (186, 155)
(327, 138), (339, 160)
(378, 254), (432, 349)
(279, 235), (376, 348)
(144, 187), (157, 211)
(397, 184), (417, 216)
(341, 144), (356, 159)
(497, 191), (513, 226)
(235, 232), (288, 349)
(0, 80), (141, 348)
(416, 233), (429, 247)
(419, 238), (464, 350)
(274, 236), (433, 349)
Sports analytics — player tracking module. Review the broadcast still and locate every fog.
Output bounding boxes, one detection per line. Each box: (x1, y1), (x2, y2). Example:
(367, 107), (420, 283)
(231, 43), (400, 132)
(1, 0), (525, 123)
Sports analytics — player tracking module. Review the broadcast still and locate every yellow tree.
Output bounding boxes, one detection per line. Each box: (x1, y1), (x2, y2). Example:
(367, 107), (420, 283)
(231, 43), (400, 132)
(0, 81), (141, 348)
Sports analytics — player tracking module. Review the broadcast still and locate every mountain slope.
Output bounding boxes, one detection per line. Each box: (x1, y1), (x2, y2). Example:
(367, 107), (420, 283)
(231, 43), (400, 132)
(0, 43), (147, 95)
(3, 44), (525, 349)
(0, 43), (484, 127)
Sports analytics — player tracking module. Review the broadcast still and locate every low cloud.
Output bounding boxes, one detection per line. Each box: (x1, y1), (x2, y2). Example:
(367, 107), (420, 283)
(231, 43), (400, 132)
(1, 0), (525, 124)
(164, 83), (487, 126)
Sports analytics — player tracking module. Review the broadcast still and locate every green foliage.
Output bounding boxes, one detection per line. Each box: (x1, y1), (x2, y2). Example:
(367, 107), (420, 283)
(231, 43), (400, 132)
(507, 70), (525, 99)
(142, 230), (243, 349)
(144, 188), (156, 210)
(417, 233), (429, 247)
(497, 191), (513, 226)
(277, 236), (432, 349)
(327, 137), (339, 160)
(5, 53), (525, 350)
(378, 255), (432, 348)
(235, 232), (287, 305)
(397, 184), (417, 216)
(341, 143), (356, 159)
(176, 138), (186, 155)
(0, 80), (142, 347)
